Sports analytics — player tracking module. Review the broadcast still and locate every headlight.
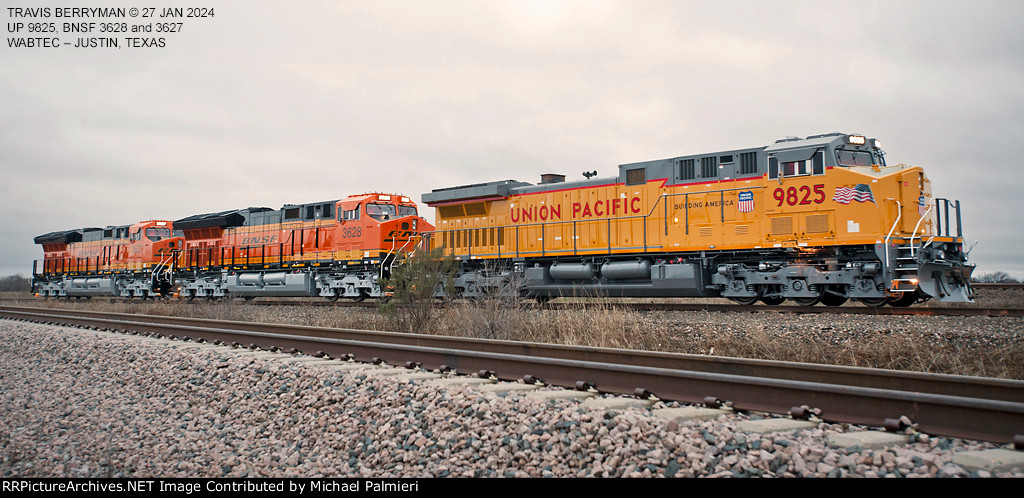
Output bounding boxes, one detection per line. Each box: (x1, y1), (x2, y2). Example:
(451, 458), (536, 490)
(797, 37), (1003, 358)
(847, 135), (866, 145)
(871, 139), (882, 149)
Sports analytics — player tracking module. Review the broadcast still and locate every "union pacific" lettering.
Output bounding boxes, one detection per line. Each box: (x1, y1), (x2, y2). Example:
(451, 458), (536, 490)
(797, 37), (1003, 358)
(509, 196), (642, 222)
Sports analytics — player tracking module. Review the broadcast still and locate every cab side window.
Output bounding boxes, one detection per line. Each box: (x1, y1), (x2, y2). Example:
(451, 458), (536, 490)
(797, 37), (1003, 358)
(769, 150), (824, 179)
(341, 208), (360, 221)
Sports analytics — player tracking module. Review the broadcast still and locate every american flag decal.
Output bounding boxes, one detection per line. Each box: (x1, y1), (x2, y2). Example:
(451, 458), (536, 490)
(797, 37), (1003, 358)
(738, 191), (754, 213)
(833, 184), (875, 204)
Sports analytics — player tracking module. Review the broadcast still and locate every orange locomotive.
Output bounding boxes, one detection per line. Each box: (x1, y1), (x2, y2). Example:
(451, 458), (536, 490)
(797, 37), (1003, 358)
(172, 193), (432, 300)
(423, 133), (974, 306)
(32, 220), (182, 298)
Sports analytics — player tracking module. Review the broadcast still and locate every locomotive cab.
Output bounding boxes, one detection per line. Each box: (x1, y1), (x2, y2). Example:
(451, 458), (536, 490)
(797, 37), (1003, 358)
(127, 220), (183, 261)
(338, 193), (433, 269)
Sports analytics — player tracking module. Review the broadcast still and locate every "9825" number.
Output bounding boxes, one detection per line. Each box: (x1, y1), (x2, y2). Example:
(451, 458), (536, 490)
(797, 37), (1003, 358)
(773, 184), (825, 206)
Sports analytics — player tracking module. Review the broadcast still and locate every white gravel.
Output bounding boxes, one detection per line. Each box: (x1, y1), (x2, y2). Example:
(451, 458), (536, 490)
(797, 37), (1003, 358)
(1, 319), (1021, 478)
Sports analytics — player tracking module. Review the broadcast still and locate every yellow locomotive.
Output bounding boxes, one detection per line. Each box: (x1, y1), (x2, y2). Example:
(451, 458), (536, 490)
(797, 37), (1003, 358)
(422, 133), (974, 306)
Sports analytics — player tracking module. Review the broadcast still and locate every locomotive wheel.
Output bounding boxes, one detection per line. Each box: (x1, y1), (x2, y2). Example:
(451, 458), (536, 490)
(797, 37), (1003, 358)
(351, 291), (367, 303)
(325, 293), (340, 302)
(729, 296), (759, 306)
(888, 291), (919, 307)
(820, 288), (848, 307)
(792, 296), (821, 306)
(857, 297), (890, 307)
(760, 296), (786, 306)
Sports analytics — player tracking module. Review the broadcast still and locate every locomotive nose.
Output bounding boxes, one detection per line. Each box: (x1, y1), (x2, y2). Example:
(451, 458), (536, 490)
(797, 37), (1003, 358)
(155, 236), (184, 255)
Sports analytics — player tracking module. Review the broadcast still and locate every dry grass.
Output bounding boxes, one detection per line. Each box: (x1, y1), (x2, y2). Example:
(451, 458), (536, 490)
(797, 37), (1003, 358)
(7, 295), (1024, 380)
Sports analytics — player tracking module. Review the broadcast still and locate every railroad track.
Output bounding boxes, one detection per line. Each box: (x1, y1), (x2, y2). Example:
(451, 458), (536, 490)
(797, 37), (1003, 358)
(2, 304), (1022, 445)
(5, 295), (1023, 317)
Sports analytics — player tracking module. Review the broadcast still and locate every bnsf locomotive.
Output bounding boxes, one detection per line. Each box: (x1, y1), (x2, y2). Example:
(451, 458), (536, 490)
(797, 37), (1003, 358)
(33, 220), (182, 299)
(33, 193), (433, 300)
(422, 133), (974, 306)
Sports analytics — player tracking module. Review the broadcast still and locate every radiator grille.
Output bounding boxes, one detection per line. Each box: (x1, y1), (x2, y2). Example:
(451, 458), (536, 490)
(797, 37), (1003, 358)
(771, 216), (793, 235)
(806, 213), (829, 234)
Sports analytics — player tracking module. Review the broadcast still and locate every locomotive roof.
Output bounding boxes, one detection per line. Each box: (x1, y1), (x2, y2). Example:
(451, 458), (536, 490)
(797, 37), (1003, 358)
(33, 228), (95, 245)
(422, 180), (531, 205)
(423, 132), (874, 204)
(174, 209), (255, 231)
(33, 224), (143, 244)
(175, 199), (342, 230)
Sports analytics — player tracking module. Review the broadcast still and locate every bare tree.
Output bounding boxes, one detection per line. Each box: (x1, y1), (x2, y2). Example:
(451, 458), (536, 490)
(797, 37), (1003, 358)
(0, 274), (31, 292)
(973, 271), (1020, 283)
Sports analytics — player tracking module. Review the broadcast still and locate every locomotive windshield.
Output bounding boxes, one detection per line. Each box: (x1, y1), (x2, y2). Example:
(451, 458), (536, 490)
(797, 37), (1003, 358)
(146, 228), (171, 241)
(836, 149), (884, 167)
(366, 203), (397, 221)
(366, 203), (418, 221)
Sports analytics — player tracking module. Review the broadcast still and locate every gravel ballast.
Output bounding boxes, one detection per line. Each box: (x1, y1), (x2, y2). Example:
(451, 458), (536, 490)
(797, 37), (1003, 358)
(1, 320), (1021, 478)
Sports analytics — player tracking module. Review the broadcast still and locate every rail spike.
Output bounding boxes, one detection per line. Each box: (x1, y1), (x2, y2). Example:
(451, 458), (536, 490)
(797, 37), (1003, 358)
(634, 388), (659, 401)
(790, 405), (822, 420)
(575, 380), (597, 392)
(883, 415), (915, 432)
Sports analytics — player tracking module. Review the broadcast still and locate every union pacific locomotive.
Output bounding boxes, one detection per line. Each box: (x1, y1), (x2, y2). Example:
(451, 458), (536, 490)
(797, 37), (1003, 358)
(422, 133), (974, 306)
(32, 193), (433, 300)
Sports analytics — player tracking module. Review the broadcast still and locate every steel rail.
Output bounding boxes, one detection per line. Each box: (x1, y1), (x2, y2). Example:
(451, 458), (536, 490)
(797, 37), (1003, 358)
(3, 296), (1022, 317)
(2, 306), (1022, 444)
(2, 305), (1022, 404)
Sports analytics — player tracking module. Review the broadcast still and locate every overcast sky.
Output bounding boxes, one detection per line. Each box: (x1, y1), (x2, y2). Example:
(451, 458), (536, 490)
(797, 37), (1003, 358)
(2, 0), (1023, 278)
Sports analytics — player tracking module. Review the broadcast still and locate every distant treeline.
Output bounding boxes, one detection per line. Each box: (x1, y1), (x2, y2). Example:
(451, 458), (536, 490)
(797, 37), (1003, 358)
(973, 271), (1020, 283)
(0, 274), (31, 292)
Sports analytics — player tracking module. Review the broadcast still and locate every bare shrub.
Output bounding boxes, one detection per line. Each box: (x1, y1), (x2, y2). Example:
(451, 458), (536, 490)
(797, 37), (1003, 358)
(377, 248), (457, 334)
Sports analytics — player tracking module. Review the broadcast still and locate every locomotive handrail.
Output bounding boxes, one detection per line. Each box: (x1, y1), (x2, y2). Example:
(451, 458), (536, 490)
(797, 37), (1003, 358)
(884, 200), (902, 269)
(934, 198), (964, 238)
(909, 203), (934, 257)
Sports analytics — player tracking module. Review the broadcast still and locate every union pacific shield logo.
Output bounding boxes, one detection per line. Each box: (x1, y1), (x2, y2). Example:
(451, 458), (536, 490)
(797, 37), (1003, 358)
(738, 191), (754, 213)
